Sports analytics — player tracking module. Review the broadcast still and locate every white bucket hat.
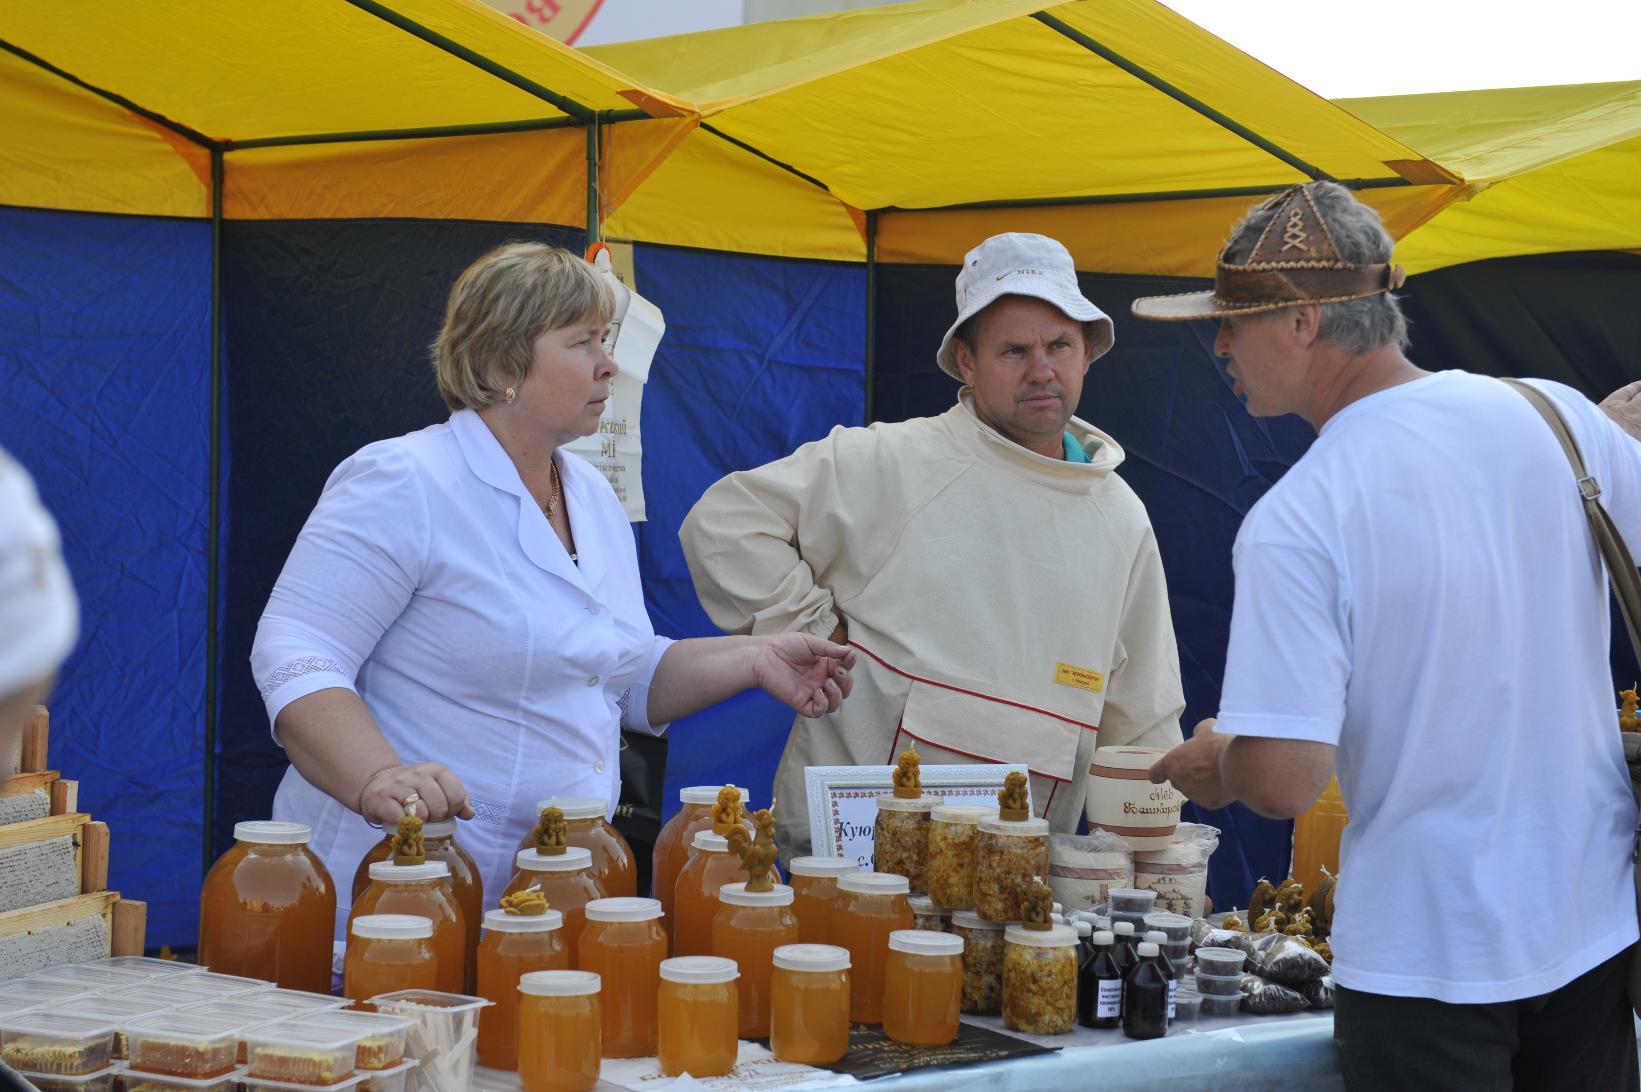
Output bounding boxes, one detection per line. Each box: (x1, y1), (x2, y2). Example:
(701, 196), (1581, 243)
(0, 449), (78, 699)
(935, 232), (1115, 380)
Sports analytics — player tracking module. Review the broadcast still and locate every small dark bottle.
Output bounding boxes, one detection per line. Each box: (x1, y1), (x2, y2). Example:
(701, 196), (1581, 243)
(1143, 929), (1177, 1021)
(1079, 929), (1123, 1029)
(1110, 921), (1139, 982)
(1123, 941), (1169, 1040)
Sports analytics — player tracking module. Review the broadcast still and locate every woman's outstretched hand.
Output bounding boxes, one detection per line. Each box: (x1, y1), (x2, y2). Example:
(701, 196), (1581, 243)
(751, 633), (857, 718)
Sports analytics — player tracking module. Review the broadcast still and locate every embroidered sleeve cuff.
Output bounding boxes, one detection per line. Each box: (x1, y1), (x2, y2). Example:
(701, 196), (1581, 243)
(621, 635), (676, 737)
(259, 656), (357, 743)
(1214, 711), (1341, 746)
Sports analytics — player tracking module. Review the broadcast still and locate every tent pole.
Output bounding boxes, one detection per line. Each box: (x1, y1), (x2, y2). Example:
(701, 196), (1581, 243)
(224, 110), (652, 151)
(1030, 11), (1334, 183)
(587, 115), (601, 247)
(865, 210), (878, 424)
(0, 37), (215, 149)
(204, 147), (224, 880)
(909, 177), (1411, 214)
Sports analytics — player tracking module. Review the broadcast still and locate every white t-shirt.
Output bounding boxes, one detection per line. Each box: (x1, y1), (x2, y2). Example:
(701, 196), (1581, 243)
(1217, 371), (1641, 1003)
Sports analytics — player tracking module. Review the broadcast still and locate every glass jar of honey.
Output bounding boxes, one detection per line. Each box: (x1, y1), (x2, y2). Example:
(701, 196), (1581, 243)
(503, 847), (604, 966)
(657, 957), (739, 1078)
(926, 805), (991, 910)
(671, 832), (745, 959)
(786, 856), (860, 945)
(578, 897), (666, 1058)
(881, 930), (963, 1045)
(518, 970), (600, 1092)
(652, 786), (748, 926)
(344, 914), (436, 1009)
(872, 795), (940, 894)
(975, 817), (1050, 923)
(908, 895), (950, 932)
(769, 944), (850, 1065)
(353, 819), (484, 992)
(949, 910), (1005, 1015)
(1002, 923), (1079, 1034)
(198, 821), (336, 993)
(711, 883), (798, 1038)
(518, 797), (636, 898)
(830, 872), (913, 1024)
(349, 861), (465, 995)
(477, 908), (567, 1072)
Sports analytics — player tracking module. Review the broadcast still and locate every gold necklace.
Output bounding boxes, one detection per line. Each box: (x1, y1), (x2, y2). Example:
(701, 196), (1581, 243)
(542, 460), (562, 519)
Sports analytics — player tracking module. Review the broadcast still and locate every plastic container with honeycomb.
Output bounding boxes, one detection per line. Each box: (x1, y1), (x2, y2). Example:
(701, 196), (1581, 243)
(124, 1012), (246, 1080)
(11, 1062), (119, 1091)
(258, 990), (348, 1016)
(116, 1067), (247, 1091)
(242, 1021), (368, 1086)
(54, 995), (176, 1060)
(0, 980), (101, 1007)
(87, 957), (204, 980)
(32, 964), (152, 991)
(0, 1012), (119, 1076)
(354, 1058), (417, 1092)
(104, 983), (225, 1011)
(172, 999), (289, 1065)
(303, 1011), (413, 1071)
(173, 972), (277, 999)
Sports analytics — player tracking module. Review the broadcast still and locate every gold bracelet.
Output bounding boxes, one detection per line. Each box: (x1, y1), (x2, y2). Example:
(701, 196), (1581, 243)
(358, 764), (403, 827)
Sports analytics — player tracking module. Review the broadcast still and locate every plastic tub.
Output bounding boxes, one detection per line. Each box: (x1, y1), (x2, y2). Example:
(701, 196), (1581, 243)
(242, 1021), (366, 1085)
(306, 1011), (414, 1070)
(1201, 994), (1243, 1017)
(1194, 971), (1243, 998)
(0, 994), (52, 1019)
(124, 1013), (246, 1080)
(1162, 940), (1190, 962)
(1142, 912), (1192, 943)
(105, 983), (225, 1011)
(32, 964), (152, 991)
(1172, 988), (1202, 1023)
(355, 1058), (417, 1092)
(0, 981), (101, 1006)
(55, 996), (178, 1060)
(1106, 888), (1157, 914)
(13, 1063), (119, 1090)
(258, 990), (350, 1015)
(117, 1068), (247, 1091)
(87, 957), (203, 980)
(174, 972), (276, 998)
(1194, 947), (1248, 977)
(367, 990), (491, 1092)
(0, 1012), (118, 1076)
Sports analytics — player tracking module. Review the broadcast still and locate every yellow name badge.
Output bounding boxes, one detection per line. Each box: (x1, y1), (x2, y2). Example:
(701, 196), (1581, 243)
(1054, 662), (1105, 693)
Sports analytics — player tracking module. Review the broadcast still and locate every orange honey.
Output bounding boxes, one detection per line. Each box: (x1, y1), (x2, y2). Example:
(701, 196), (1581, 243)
(198, 821), (336, 993)
(345, 914), (437, 1009)
(351, 819), (483, 991)
(657, 957), (740, 1078)
(786, 857), (860, 945)
(830, 872), (913, 1024)
(672, 832), (749, 959)
(350, 861), (466, 995)
(518, 971), (601, 1092)
(577, 898), (667, 1058)
(881, 930), (964, 1045)
(518, 797), (637, 898)
(652, 786), (748, 934)
(711, 883), (798, 1038)
(476, 908), (567, 1071)
(769, 944), (851, 1065)
(502, 847), (604, 967)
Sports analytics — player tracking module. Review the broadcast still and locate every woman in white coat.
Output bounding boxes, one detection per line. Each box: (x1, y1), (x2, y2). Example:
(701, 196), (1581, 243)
(252, 243), (854, 920)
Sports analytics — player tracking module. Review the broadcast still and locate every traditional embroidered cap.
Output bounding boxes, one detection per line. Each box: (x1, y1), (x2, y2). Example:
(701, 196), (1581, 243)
(0, 449), (79, 699)
(935, 232), (1114, 379)
(1130, 184), (1407, 321)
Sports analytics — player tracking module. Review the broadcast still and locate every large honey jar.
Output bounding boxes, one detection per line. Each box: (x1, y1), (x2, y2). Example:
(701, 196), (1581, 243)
(711, 883), (798, 1038)
(786, 856), (859, 945)
(476, 908), (566, 1071)
(502, 847), (604, 966)
(352, 818), (484, 991)
(769, 944), (850, 1065)
(926, 805), (992, 910)
(197, 821), (336, 993)
(872, 795), (940, 894)
(652, 785), (748, 927)
(881, 930), (963, 1045)
(1002, 923), (1079, 1034)
(344, 914), (436, 1009)
(577, 897), (667, 1058)
(518, 970), (601, 1092)
(975, 816), (1050, 922)
(350, 861), (466, 994)
(829, 872), (913, 1024)
(671, 832), (746, 958)
(657, 957), (739, 1078)
(518, 797), (636, 898)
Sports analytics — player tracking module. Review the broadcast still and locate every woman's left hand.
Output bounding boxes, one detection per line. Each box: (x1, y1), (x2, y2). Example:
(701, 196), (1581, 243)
(751, 633), (857, 718)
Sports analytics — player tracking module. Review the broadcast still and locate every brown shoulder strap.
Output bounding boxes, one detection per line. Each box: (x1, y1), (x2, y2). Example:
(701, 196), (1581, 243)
(1501, 377), (1641, 664)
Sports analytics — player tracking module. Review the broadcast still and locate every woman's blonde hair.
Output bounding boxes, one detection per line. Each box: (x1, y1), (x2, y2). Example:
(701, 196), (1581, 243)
(432, 242), (615, 411)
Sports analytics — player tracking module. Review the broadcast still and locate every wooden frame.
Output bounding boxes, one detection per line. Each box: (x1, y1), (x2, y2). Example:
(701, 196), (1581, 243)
(0, 891), (147, 961)
(804, 763), (1031, 866)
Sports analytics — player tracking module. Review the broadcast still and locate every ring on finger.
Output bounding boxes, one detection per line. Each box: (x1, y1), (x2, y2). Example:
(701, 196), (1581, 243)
(400, 791), (422, 815)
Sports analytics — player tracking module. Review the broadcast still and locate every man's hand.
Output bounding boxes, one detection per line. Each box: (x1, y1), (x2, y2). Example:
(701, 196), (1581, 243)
(751, 633), (857, 718)
(1148, 718), (1235, 809)
(1601, 380), (1641, 442)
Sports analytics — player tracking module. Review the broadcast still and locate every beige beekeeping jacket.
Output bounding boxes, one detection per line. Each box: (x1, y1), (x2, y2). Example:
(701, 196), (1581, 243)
(680, 391), (1185, 856)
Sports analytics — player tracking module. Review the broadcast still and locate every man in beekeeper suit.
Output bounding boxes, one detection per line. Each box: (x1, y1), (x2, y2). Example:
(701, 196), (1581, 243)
(0, 448), (78, 753)
(681, 232), (1185, 855)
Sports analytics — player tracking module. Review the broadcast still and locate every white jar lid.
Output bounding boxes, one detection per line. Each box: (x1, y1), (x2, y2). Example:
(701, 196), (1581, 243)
(533, 796), (606, 820)
(888, 929), (964, 956)
(718, 882), (793, 907)
(368, 861), (451, 883)
(660, 956), (738, 985)
(352, 914), (432, 940)
(837, 871), (910, 895)
(483, 908), (563, 933)
(787, 856), (859, 878)
(874, 795), (940, 813)
(679, 785), (749, 805)
(515, 847), (593, 872)
(234, 821), (312, 845)
(772, 944), (851, 973)
(930, 804), (993, 824)
(519, 970), (600, 997)
(907, 895), (946, 917)
(423, 819), (457, 839)
(691, 831), (730, 853)
(1004, 924), (1078, 949)
(1091, 745), (1169, 770)
(1142, 912), (1193, 929)
(949, 910), (1005, 932)
(585, 897), (663, 922)
(978, 816), (1049, 836)
(1092, 930), (1114, 945)
(1111, 921), (1136, 936)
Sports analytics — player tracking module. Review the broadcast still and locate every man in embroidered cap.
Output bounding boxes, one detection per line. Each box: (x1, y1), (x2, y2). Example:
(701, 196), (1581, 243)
(1141, 181), (1641, 1088)
(682, 232), (1185, 855)
(0, 448), (79, 763)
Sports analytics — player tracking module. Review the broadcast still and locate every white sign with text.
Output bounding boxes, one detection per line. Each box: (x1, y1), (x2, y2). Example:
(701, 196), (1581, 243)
(804, 764), (1033, 867)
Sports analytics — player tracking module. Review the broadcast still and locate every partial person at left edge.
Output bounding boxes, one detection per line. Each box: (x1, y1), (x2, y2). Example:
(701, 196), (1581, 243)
(251, 242), (855, 936)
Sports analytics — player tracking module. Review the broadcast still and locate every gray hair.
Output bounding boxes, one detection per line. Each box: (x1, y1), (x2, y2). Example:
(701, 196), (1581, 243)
(1223, 181), (1409, 353)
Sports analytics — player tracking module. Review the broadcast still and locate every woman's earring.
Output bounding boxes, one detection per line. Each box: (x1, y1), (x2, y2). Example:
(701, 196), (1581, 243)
(503, 387), (517, 405)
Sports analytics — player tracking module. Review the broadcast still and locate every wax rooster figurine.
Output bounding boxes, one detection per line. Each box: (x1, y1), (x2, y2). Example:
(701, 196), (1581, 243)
(740, 810), (780, 893)
(892, 746), (923, 799)
(533, 806), (568, 856)
(391, 814), (425, 866)
(1620, 686), (1639, 733)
